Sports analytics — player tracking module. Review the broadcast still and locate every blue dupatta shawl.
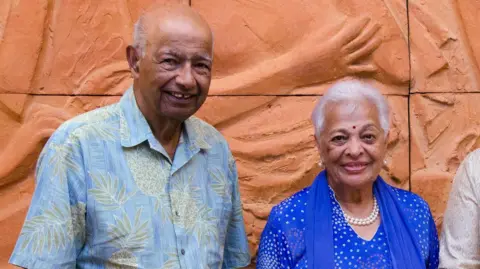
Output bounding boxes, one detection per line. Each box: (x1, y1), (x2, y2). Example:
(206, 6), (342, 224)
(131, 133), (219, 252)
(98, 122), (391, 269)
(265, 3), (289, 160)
(305, 170), (425, 268)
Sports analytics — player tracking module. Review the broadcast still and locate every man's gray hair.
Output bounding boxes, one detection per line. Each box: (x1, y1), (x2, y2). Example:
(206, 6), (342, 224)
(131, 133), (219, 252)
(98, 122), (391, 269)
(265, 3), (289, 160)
(311, 80), (390, 139)
(132, 11), (214, 58)
(133, 17), (147, 57)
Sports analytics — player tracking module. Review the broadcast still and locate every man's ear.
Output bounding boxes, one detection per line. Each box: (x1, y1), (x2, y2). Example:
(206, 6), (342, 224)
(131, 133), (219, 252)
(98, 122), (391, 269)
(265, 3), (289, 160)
(126, 46), (141, 79)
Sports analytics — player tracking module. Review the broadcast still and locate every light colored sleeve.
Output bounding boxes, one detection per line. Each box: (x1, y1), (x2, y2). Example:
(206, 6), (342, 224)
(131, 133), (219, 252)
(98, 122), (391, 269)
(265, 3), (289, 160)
(9, 128), (87, 269)
(439, 150), (480, 269)
(222, 152), (251, 269)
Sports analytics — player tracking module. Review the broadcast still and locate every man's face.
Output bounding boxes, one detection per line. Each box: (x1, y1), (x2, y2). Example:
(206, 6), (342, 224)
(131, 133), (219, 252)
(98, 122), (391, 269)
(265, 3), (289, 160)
(132, 18), (213, 122)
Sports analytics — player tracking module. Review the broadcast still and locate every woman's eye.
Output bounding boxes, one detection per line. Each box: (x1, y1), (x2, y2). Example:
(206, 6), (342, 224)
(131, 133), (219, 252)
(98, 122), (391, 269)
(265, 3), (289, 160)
(332, 136), (347, 142)
(362, 134), (376, 142)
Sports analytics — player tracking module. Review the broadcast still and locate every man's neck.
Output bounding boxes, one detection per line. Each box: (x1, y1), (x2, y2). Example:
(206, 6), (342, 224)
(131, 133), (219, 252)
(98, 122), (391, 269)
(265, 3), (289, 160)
(134, 89), (183, 160)
(150, 117), (183, 160)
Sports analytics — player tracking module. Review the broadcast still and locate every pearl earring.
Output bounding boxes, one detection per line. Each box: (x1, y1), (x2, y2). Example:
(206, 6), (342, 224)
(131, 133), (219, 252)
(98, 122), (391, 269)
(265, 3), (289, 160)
(383, 159), (387, 165)
(318, 160), (323, 168)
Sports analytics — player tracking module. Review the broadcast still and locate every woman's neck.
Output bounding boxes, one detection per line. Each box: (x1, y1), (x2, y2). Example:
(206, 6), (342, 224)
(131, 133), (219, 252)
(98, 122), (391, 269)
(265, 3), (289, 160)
(329, 180), (375, 218)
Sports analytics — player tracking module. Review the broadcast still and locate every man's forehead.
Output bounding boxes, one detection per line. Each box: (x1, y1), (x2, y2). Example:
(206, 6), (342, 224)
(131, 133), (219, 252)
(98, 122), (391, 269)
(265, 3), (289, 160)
(154, 45), (212, 60)
(146, 18), (212, 48)
(142, 6), (212, 40)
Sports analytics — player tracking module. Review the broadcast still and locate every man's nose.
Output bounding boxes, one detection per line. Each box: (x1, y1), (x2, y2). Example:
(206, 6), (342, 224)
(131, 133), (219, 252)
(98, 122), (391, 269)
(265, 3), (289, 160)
(176, 63), (196, 90)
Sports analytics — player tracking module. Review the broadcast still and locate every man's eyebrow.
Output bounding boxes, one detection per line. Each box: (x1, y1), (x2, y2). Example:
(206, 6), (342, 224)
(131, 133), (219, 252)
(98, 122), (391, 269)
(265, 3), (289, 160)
(157, 49), (212, 62)
(158, 49), (182, 57)
(194, 54), (212, 62)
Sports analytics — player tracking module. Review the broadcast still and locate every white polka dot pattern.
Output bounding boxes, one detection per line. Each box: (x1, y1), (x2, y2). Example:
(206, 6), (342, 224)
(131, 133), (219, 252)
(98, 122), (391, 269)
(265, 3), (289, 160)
(257, 184), (439, 268)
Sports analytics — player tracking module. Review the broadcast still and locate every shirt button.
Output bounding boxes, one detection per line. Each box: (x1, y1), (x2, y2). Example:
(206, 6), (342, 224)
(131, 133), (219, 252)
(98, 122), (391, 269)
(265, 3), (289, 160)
(181, 249), (185, 255)
(175, 211), (179, 217)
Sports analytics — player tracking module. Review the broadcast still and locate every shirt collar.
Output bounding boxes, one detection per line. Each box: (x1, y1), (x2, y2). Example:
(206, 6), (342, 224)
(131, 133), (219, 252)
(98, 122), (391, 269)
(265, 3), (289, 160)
(120, 87), (211, 151)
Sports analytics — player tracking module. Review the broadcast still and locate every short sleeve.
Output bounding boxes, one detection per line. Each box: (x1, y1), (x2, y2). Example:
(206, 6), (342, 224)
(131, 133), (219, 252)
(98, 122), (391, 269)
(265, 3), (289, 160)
(439, 150), (480, 268)
(9, 129), (87, 269)
(222, 152), (251, 269)
(257, 207), (292, 269)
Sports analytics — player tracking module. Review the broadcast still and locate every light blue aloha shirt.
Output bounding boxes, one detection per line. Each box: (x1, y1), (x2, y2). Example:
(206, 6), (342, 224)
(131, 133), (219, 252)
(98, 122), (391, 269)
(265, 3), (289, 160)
(9, 87), (251, 269)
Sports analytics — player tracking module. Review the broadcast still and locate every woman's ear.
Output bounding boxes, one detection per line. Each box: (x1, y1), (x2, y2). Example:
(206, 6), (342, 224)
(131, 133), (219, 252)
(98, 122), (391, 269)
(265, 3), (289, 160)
(384, 131), (390, 146)
(315, 136), (325, 168)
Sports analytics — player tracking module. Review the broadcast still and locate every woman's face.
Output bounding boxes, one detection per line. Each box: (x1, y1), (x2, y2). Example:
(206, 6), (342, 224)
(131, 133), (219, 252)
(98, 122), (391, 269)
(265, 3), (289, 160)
(317, 99), (388, 188)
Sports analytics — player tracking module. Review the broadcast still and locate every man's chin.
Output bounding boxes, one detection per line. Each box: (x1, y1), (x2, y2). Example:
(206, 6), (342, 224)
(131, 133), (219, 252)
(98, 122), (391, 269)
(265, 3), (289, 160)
(160, 109), (197, 122)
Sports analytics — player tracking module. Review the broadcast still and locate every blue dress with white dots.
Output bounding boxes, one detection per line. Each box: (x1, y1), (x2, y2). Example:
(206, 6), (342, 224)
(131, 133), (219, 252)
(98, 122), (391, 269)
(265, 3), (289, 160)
(257, 185), (439, 269)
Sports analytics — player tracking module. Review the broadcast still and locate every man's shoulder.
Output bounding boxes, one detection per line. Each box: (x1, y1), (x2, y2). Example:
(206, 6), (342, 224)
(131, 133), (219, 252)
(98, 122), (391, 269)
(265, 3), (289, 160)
(51, 103), (121, 143)
(188, 116), (227, 145)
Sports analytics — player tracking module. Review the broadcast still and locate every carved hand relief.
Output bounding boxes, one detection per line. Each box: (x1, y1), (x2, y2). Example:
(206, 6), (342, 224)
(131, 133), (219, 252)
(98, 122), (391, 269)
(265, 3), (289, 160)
(0, 96), (119, 265)
(410, 93), (480, 230)
(194, 0), (409, 95)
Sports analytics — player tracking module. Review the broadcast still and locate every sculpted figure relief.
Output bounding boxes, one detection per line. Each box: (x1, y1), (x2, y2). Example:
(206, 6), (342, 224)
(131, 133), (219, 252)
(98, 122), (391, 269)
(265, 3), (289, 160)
(2, 0), (480, 266)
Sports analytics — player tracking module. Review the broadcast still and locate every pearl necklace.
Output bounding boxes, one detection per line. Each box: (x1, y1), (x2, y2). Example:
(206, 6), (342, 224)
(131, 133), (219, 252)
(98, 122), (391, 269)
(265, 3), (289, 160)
(341, 197), (379, 226)
(330, 187), (380, 226)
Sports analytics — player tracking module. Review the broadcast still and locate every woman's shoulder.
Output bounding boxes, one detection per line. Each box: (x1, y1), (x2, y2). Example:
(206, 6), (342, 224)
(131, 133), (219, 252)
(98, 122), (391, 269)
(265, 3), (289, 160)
(385, 184), (432, 217)
(267, 187), (310, 229)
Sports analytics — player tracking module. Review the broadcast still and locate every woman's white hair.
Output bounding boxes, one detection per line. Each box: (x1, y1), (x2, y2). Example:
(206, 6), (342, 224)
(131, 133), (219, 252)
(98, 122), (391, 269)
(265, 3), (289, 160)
(311, 79), (390, 139)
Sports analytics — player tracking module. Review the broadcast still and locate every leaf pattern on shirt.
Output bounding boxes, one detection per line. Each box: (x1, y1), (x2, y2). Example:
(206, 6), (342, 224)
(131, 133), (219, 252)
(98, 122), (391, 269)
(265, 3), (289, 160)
(108, 208), (150, 251)
(67, 106), (119, 143)
(160, 251), (180, 269)
(105, 249), (138, 269)
(189, 117), (213, 149)
(79, 123), (118, 141)
(19, 202), (85, 254)
(48, 142), (81, 183)
(88, 171), (137, 210)
(170, 175), (218, 247)
(71, 104), (118, 125)
(124, 144), (172, 223)
(210, 167), (230, 197)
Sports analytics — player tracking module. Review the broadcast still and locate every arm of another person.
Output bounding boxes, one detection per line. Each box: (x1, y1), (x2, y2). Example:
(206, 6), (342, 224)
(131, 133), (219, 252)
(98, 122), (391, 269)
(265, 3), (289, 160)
(439, 150), (480, 268)
(9, 127), (87, 269)
(256, 205), (292, 269)
(211, 16), (381, 96)
(222, 152), (251, 269)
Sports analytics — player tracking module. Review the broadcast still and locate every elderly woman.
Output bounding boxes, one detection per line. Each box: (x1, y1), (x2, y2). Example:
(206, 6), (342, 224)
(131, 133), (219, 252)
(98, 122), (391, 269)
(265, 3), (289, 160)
(257, 80), (439, 268)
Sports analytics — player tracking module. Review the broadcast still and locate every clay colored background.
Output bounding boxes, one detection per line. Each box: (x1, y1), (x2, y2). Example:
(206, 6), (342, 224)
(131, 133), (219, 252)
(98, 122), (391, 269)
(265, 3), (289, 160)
(1, 0), (479, 267)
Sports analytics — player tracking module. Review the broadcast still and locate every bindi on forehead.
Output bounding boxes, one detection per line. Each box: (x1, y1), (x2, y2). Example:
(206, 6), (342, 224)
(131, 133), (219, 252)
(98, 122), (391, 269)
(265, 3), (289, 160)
(352, 126), (356, 129)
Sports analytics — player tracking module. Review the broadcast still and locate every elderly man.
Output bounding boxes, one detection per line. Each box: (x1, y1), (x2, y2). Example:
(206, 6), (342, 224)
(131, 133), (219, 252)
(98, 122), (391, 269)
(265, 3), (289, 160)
(9, 4), (251, 269)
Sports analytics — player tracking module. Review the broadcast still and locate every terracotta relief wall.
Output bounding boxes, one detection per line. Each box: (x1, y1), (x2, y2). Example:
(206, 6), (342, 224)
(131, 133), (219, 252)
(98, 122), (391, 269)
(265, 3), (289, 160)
(0, 0), (478, 267)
